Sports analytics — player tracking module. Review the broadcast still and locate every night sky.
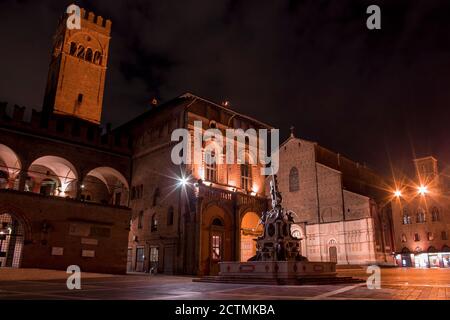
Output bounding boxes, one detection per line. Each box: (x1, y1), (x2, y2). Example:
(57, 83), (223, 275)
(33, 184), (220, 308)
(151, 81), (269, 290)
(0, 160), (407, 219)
(1, 0), (450, 176)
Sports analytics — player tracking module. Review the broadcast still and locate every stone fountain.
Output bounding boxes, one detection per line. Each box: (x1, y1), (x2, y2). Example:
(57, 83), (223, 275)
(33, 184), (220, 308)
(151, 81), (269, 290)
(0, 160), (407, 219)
(194, 174), (362, 285)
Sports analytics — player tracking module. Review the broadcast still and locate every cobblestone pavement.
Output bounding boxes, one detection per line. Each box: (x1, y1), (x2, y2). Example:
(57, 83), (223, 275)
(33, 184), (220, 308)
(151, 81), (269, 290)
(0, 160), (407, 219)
(0, 267), (449, 300)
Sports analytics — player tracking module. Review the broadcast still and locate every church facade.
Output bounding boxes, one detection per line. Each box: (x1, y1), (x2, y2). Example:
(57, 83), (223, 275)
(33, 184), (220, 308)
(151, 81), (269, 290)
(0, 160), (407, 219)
(273, 134), (396, 266)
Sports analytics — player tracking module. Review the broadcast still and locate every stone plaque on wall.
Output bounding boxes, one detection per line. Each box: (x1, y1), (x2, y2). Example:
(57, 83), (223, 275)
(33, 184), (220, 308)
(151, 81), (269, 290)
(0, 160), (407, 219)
(51, 247), (64, 256)
(82, 250), (95, 258)
(81, 238), (99, 246)
(90, 226), (111, 238)
(69, 223), (91, 237)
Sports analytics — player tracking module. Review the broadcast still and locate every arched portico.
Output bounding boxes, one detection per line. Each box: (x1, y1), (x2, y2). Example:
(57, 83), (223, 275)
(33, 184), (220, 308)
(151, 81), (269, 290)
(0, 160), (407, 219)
(240, 211), (262, 262)
(0, 144), (21, 189)
(82, 167), (129, 206)
(27, 156), (78, 197)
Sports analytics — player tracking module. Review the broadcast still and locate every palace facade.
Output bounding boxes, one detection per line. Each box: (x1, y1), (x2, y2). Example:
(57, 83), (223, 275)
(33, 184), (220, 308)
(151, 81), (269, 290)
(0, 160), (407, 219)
(391, 157), (450, 268)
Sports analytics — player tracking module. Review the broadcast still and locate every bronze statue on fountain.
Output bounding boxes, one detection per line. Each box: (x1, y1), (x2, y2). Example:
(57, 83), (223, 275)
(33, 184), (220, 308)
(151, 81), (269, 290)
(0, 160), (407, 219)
(249, 174), (308, 262)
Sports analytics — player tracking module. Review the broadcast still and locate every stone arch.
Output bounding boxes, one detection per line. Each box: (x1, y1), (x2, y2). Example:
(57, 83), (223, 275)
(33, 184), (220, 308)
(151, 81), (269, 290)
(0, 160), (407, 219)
(0, 144), (22, 189)
(0, 205), (32, 268)
(69, 42), (77, 55)
(27, 156), (78, 197)
(290, 223), (306, 255)
(68, 32), (104, 53)
(200, 204), (232, 276)
(240, 211), (262, 262)
(328, 238), (338, 263)
(85, 48), (93, 62)
(82, 167), (129, 206)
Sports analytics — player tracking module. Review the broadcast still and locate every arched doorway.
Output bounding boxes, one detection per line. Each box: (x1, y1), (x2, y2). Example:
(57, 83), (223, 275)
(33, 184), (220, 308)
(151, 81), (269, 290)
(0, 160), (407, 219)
(0, 213), (24, 268)
(200, 205), (232, 276)
(0, 144), (21, 190)
(240, 212), (262, 262)
(290, 224), (306, 256)
(83, 167), (129, 206)
(328, 239), (338, 263)
(27, 156), (78, 197)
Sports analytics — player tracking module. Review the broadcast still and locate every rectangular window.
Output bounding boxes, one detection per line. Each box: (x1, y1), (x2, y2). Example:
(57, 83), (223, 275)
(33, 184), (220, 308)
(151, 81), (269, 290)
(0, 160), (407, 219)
(428, 232), (434, 241)
(114, 192), (121, 206)
(414, 233), (420, 242)
(138, 211), (143, 229)
(136, 248), (145, 262)
(78, 93), (83, 104)
(442, 231), (448, 241)
(241, 164), (252, 191)
(212, 235), (221, 261)
(150, 247), (159, 263)
(205, 151), (217, 183)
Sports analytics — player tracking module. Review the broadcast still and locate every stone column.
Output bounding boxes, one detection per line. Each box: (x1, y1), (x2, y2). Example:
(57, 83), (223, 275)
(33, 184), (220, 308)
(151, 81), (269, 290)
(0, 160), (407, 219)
(194, 197), (203, 275)
(17, 171), (28, 192)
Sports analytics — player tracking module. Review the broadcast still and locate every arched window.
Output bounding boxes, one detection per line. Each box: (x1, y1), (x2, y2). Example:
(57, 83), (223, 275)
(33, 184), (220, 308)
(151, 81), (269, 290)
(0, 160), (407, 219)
(416, 208), (426, 223)
(152, 187), (160, 207)
(402, 208), (412, 225)
(151, 214), (158, 232)
(289, 167), (299, 192)
(93, 51), (102, 65)
(138, 211), (143, 229)
(69, 42), (77, 55)
(167, 206), (174, 226)
(85, 48), (93, 62)
(76, 45), (85, 59)
(431, 207), (440, 222)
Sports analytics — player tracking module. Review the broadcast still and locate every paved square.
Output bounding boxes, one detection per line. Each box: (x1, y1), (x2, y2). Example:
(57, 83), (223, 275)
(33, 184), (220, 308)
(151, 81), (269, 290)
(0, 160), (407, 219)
(0, 268), (449, 300)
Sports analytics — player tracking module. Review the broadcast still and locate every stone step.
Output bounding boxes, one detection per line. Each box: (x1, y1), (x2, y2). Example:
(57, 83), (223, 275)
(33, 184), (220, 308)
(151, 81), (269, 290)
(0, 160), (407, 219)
(193, 276), (364, 286)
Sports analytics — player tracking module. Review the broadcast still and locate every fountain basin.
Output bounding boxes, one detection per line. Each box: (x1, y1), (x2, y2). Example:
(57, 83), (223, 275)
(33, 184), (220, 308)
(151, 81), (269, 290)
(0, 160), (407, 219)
(219, 261), (336, 280)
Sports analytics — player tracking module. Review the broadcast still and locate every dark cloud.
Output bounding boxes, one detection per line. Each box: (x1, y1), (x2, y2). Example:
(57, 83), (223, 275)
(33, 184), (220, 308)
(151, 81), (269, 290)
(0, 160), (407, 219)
(1, 0), (450, 175)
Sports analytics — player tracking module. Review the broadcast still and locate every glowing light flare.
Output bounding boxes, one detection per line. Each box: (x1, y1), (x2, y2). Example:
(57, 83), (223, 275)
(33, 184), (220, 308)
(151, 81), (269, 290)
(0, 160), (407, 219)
(178, 176), (189, 187)
(394, 190), (402, 198)
(418, 185), (428, 196)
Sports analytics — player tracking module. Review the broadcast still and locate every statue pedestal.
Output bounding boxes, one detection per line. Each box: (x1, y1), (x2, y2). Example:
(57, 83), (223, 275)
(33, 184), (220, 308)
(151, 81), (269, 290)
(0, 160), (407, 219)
(220, 261), (336, 280)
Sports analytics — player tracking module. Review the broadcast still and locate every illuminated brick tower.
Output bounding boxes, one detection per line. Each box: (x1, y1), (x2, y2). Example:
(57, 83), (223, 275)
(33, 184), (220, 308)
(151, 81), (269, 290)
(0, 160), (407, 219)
(43, 8), (111, 124)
